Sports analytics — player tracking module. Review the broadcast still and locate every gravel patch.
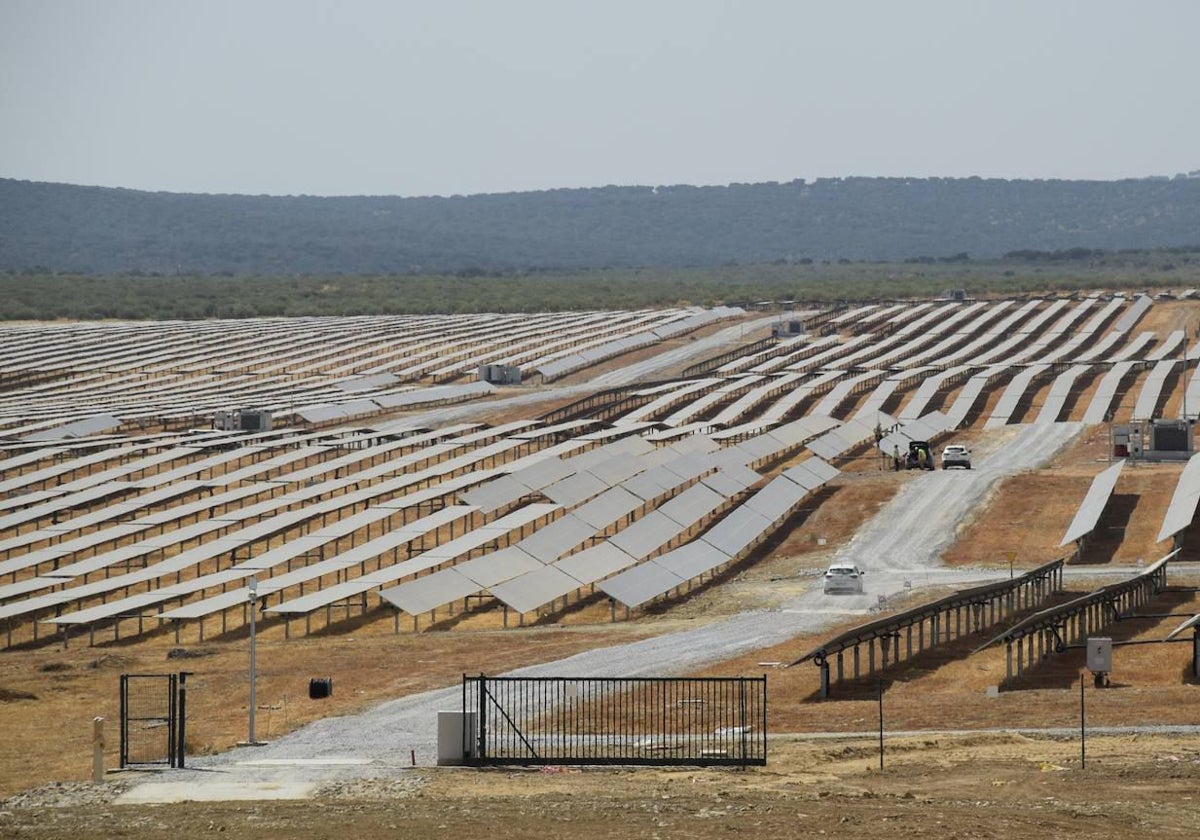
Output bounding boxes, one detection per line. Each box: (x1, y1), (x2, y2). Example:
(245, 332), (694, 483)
(3, 779), (130, 810)
(314, 775), (427, 800)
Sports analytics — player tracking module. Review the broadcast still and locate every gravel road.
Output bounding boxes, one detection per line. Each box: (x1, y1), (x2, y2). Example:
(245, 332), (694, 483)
(145, 421), (1087, 794)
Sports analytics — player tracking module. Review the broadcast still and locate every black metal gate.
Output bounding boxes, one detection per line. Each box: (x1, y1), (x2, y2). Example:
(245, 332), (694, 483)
(463, 675), (767, 767)
(120, 673), (190, 768)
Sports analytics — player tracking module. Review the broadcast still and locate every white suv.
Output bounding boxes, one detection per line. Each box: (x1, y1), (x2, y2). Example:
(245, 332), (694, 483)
(941, 444), (972, 470)
(823, 562), (865, 594)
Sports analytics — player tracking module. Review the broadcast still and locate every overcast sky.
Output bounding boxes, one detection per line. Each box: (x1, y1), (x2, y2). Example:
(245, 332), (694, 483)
(2, 0), (1197, 197)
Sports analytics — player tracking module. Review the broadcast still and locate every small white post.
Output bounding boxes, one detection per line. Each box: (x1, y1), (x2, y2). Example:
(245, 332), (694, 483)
(92, 716), (105, 783)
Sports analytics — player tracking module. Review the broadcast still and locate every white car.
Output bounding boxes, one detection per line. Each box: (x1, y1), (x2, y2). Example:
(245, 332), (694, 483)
(941, 444), (972, 469)
(823, 562), (865, 594)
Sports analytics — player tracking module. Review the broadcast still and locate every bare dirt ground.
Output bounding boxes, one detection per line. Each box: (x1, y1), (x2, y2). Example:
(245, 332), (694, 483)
(2, 733), (1199, 839)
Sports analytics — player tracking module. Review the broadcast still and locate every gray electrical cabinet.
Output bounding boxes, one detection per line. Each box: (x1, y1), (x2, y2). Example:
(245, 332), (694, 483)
(478, 364), (522, 385)
(1151, 419), (1191, 452)
(212, 408), (272, 432)
(1087, 637), (1112, 673)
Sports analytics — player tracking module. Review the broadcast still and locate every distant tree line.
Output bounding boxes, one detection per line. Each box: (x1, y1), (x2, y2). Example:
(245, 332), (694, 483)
(3, 251), (1198, 321)
(2, 176), (1200, 276)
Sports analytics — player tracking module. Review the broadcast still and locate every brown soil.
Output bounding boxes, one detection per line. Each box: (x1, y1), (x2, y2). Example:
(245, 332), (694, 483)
(2, 734), (1199, 839)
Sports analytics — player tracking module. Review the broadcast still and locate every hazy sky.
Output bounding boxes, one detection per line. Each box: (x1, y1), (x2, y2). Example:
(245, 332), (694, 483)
(2, 0), (1198, 197)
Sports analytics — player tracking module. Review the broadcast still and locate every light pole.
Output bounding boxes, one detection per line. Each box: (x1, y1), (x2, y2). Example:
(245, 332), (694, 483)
(246, 576), (261, 746)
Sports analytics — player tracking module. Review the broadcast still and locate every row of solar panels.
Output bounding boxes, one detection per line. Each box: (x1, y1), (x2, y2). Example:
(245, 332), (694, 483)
(0, 307), (719, 438)
(535, 307), (744, 381)
(599, 457), (839, 608)
(376, 417), (837, 619)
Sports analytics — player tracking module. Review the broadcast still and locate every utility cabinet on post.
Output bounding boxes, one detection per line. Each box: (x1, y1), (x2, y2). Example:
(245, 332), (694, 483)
(1087, 637), (1112, 687)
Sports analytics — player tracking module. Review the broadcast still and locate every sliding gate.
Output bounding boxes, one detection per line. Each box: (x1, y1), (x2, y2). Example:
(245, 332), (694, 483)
(463, 675), (767, 767)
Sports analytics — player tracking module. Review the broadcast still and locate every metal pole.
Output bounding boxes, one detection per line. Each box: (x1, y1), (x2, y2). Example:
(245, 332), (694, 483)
(877, 679), (884, 771)
(248, 576), (259, 745)
(1079, 673), (1086, 770)
(177, 671), (191, 768)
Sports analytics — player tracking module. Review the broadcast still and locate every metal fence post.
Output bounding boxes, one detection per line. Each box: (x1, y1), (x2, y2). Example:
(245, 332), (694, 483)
(119, 675), (128, 769)
(478, 673), (487, 763)
(176, 672), (192, 768)
(167, 673), (178, 768)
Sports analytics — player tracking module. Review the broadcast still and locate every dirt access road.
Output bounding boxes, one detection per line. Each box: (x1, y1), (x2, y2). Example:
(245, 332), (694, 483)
(4, 732), (1199, 839)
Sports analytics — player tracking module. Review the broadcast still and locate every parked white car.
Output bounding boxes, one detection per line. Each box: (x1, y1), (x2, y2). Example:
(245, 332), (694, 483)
(823, 562), (865, 594)
(941, 444), (972, 469)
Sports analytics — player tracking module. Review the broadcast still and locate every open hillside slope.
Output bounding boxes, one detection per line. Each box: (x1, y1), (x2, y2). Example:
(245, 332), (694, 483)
(1, 292), (1199, 818)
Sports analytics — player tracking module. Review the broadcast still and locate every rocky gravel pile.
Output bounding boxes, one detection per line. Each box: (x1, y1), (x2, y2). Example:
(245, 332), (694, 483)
(2, 779), (130, 810)
(314, 775), (427, 800)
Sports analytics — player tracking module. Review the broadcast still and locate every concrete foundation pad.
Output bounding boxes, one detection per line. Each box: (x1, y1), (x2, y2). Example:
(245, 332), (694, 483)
(235, 758), (373, 766)
(115, 780), (318, 804)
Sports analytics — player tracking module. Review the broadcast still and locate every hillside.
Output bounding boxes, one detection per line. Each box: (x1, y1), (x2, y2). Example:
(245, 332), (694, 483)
(2, 175), (1200, 275)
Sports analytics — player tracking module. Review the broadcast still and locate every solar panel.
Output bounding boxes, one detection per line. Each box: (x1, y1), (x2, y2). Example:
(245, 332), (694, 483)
(902, 411), (952, 443)
(459, 475), (530, 514)
(511, 455), (576, 490)
(699, 469), (752, 498)
(1147, 330), (1186, 362)
(552, 542), (638, 582)
(335, 373), (400, 392)
(701, 506), (772, 558)
(1132, 359), (1176, 420)
(1166, 610), (1200, 640)
(943, 366), (1008, 428)
(515, 513), (595, 562)
(653, 541), (731, 580)
(808, 454), (840, 482)
(1158, 453), (1200, 543)
(21, 414), (121, 442)
(985, 364), (1050, 429)
(1037, 365), (1091, 424)
(598, 562), (686, 609)
(736, 434), (786, 461)
(1082, 361), (1136, 423)
(453, 546), (543, 588)
(296, 404), (347, 423)
(236, 535), (329, 571)
(378, 569), (480, 615)
(587, 454), (648, 486)
(743, 476), (807, 523)
(572, 486), (644, 530)
(1111, 294), (1153, 334)
(668, 434), (720, 455)
(658, 484), (726, 528)
(1060, 460), (1125, 546)
(541, 471), (610, 506)
(609, 511), (684, 559)
(490, 565), (582, 614)
(48, 568), (253, 625)
(659, 453), (716, 483)
(620, 467), (680, 502)
(607, 435), (656, 457)
(806, 429), (849, 460)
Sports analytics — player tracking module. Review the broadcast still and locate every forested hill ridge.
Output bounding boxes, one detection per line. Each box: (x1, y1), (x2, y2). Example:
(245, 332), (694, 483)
(2, 175), (1199, 275)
